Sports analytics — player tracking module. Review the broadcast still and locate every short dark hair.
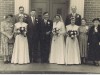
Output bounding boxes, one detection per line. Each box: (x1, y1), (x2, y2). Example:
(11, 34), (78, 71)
(70, 17), (75, 20)
(43, 12), (48, 15)
(19, 6), (24, 10)
(31, 9), (36, 11)
(5, 14), (13, 19)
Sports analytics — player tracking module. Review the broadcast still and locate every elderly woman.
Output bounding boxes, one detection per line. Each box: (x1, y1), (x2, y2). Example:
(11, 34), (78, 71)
(88, 18), (100, 66)
(0, 14), (14, 63)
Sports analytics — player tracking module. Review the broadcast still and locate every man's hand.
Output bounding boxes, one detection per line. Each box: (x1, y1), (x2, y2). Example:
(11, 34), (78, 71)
(46, 31), (50, 35)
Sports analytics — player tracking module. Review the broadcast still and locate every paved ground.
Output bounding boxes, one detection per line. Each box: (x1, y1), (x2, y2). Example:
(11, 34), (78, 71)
(0, 61), (100, 74)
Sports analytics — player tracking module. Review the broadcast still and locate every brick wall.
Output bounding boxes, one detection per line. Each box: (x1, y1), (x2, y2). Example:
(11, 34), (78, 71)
(0, 0), (14, 22)
(84, 0), (100, 26)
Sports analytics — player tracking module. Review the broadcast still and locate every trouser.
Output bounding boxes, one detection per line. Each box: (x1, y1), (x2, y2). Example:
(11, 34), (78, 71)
(40, 38), (51, 63)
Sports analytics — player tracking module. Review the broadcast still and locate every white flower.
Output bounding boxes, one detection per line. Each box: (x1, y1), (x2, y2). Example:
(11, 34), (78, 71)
(36, 19), (38, 21)
(48, 22), (50, 24)
(71, 32), (73, 34)
(21, 27), (24, 30)
(77, 15), (79, 18)
(24, 15), (27, 17)
(71, 35), (74, 38)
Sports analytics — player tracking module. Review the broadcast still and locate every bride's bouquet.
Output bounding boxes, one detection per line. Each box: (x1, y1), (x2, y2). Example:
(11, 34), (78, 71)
(52, 28), (60, 36)
(16, 27), (27, 37)
(67, 30), (78, 39)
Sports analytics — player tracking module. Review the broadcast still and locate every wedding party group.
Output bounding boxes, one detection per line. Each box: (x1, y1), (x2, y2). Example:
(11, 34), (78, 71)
(1, 5), (100, 66)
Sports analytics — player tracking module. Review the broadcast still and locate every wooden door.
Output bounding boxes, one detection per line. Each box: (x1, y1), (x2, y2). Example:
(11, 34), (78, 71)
(50, 0), (69, 21)
(30, 0), (50, 18)
(30, 0), (69, 21)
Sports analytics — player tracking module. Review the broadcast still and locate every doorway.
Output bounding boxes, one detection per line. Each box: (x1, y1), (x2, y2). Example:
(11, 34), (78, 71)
(30, 0), (70, 21)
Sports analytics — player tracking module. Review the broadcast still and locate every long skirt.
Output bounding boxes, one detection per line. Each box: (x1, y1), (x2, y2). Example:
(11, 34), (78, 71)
(49, 35), (65, 64)
(65, 37), (81, 65)
(11, 35), (30, 64)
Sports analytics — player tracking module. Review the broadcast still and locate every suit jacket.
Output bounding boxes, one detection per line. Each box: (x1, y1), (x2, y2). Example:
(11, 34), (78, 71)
(65, 13), (81, 26)
(27, 16), (40, 40)
(40, 19), (53, 41)
(88, 25), (100, 43)
(15, 13), (29, 23)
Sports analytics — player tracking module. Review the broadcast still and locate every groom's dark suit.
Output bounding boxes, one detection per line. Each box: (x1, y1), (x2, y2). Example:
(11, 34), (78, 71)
(39, 19), (53, 63)
(27, 16), (40, 62)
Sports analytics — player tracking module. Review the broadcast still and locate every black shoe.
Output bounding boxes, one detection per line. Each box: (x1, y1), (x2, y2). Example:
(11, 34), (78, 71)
(33, 60), (38, 63)
(7, 61), (11, 63)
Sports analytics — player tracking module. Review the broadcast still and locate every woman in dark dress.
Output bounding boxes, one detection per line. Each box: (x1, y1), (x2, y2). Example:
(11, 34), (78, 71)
(88, 18), (100, 66)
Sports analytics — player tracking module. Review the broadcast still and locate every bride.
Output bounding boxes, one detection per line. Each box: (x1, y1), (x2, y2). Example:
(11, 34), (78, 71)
(11, 16), (30, 64)
(49, 14), (65, 64)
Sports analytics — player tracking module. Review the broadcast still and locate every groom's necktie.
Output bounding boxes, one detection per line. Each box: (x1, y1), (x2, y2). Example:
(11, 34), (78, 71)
(31, 17), (35, 24)
(44, 19), (47, 24)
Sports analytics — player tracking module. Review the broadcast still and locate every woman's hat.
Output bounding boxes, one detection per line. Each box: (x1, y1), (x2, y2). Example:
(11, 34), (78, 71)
(92, 18), (100, 22)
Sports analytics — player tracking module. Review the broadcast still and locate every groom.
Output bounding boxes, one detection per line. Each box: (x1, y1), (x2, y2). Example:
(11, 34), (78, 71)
(40, 12), (53, 63)
(27, 10), (40, 63)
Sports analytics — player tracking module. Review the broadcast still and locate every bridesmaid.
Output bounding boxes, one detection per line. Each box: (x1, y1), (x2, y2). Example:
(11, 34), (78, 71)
(65, 17), (81, 65)
(0, 14), (14, 63)
(79, 18), (88, 64)
(11, 16), (30, 64)
(49, 14), (65, 64)
(88, 18), (100, 66)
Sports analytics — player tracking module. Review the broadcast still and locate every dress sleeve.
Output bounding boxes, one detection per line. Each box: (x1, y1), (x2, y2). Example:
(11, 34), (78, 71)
(14, 24), (17, 33)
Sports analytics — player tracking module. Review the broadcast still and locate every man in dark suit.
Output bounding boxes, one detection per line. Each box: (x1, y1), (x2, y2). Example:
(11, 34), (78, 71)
(65, 6), (81, 26)
(40, 12), (53, 63)
(15, 6), (29, 23)
(27, 10), (40, 63)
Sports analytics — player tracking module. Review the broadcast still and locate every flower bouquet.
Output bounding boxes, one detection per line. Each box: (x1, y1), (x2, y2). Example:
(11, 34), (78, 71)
(53, 28), (60, 36)
(16, 27), (26, 37)
(20, 27), (26, 37)
(67, 30), (78, 39)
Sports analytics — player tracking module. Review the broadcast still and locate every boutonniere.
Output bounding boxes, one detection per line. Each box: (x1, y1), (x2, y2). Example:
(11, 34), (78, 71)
(36, 19), (38, 23)
(77, 15), (79, 18)
(36, 19), (38, 21)
(48, 21), (50, 24)
(24, 15), (27, 18)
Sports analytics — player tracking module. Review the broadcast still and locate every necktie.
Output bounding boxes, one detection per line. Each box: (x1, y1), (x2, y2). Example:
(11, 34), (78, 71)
(32, 17), (35, 24)
(44, 19), (47, 24)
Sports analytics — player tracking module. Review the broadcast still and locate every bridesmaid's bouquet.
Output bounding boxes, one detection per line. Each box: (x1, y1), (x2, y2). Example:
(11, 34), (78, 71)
(52, 28), (60, 36)
(67, 30), (78, 39)
(20, 27), (26, 37)
(16, 27), (26, 37)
